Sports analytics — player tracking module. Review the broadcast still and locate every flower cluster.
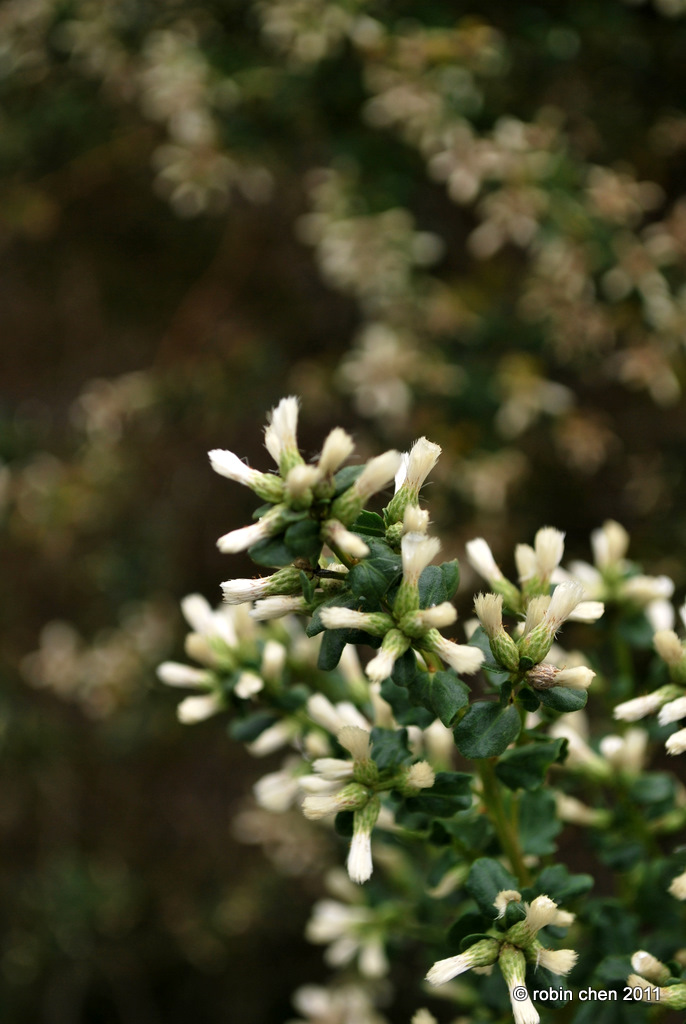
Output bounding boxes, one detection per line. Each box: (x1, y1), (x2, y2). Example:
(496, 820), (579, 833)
(427, 891), (577, 1024)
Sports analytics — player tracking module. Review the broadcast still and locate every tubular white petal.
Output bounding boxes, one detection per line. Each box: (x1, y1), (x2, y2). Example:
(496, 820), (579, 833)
(668, 869), (686, 899)
(365, 647), (397, 683)
(466, 538), (503, 582)
(157, 662), (212, 688)
(525, 895), (559, 932)
(614, 692), (664, 722)
(666, 727), (686, 755)
(251, 595), (307, 620)
(402, 533), (442, 584)
(177, 693), (222, 724)
(515, 543), (537, 583)
(474, 592), (504, 636)
(347, 829), (373, 883)
(534, 527), (565, 578)
(545, 581), (585, 628)
(591, 520), (629, 568)
(234, 671), (264, 699)
(659, 697), (686, 726)
(180, 593), (216, 634)
(338, 725), (371, 761)
(654, 630), (684, 664)
(217, 519), (272, 554)
(554, 666), (595, 690)
(253, 768), (300, 812)
(414, 603), (458, 629)
(208, 449), (256, 486)
(432, 635), (484, 675)
(356, 450), (403, 499)
(318, 428), (355, 477)
(536, 948), (577, 975)
(426, 952), (473, 986)
(264, 396), (299, 464)
(567, 600), (605, 623)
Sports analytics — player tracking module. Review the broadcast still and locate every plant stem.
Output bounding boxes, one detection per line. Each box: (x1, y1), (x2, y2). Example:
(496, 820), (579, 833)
(477, 759), (532, 887)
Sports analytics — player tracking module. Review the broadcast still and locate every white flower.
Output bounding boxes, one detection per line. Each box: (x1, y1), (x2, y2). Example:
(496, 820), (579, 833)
(401, 533), (441, 586)
(318, 428), (355, 477)
(426, 938), (500, 986)
(209, 449), (262, 488)
(525, 895), (559, 932)
(666, 727), (686, 755)
(322, 519), (370, 559)
(428, 633), (484, 675)
(177, 693), (222, 724)
(217, 517), (274, 554)
(466, 538), (504, 583)
(347, 828), (373, 883)
(631, 951), (670, 983)
(253, 758), (302, 812)
(307, 693), (370, 734)
(234, 671), (264, 699)
(554, 666), (595, 690)
(474, 593), (504, 636)
(355, 450), (403, 501)
(668, 868), (686, 899)
(654, 629), (684, 664)
(494, 890), (522, 918)
(659, 696), (686, 725)
(545, 581), (586, 629)
(338, 725), (372, 761)
(251, 595), (308, 620)
(536, 948), (578, 974)
(394, 437), (441, 495)
(264, 396), (300, 466)
(591, 520), (629, 568)
(157, 661), (212, 688)
(533, 527), (565, 579)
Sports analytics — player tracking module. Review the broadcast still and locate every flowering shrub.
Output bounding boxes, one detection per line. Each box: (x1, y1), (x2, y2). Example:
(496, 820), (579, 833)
(160, 397), (686, 1024)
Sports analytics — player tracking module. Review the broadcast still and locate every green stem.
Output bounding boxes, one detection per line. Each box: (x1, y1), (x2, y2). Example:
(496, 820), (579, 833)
(477, 760), (532, 887)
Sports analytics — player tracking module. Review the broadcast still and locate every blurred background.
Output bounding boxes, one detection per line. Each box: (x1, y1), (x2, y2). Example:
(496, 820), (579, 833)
(3, 0), (686, 1020)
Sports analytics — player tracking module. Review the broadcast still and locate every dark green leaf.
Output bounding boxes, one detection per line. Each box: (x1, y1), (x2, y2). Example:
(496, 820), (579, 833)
(454, 702), (521, 759)
(380, 677), (435, 727)
(249, 535), (294, 567)
(333, 464), (365, 496)
(352, 510), (386, 537)
(300, 570), (315, 604)
(347, 538), (402, 606)
(403, 772), (472, 817)
(448, 912), (487, 950)
(537, 686), (588, 712)
(317, 629), (347, 670)
(334, 811), (354, 837)
(517, 686), (541, 712)
(518, 790), (561, 855)
(495, 738), (567, 791)
(284, 518), (322, 559)
(409, 669), (470, 727)
(391, 648), (418, 687)
(417, 559), (460, 608)
(459, 933), (495, 952)
(272, 684), (309, 712)
(525, 865), (594, 904)
(228, 713), (278, 743)
(371, 726), (411, 770)
(466, 858), (519, 918)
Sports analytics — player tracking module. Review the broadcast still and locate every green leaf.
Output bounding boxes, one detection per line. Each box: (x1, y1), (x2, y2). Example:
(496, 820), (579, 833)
(402, 772), (473, 817)
(495, 738), (567, 791)
(454, 702), (521, 759)
(537, 686), (588, 712)
(448, 911), (488, 950)
(316, 627), (380, 670)
(518, 790), (561, 855)
(409, 669), (470, 727)
(333, 464), (364, 496)
(228, 713), (278, 743)
(347, 539), (402, 606)
(417, 559), (460, 608)
(370, 726), (411, 770)
(284, 519), (322, 559)
(249, 535), (294, 567)
(334, 811), (354, 837)
(517, 686), (541, 712)
(391, 649), (418, 687)
(300, 570), (315, 604)
(466, 858), (519, 918)
(352, 510), (386, 537)
(525, 865), (594, 904)
(380, 677), (435, 728)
